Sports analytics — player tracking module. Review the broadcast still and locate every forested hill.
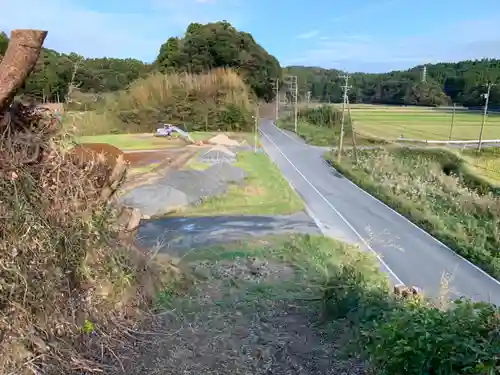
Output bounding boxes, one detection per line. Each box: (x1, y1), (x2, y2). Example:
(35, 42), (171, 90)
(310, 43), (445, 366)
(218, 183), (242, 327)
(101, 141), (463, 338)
(284, 59), (500, 107)
(0, 22), (281, 102)
(1, 26), (499, 107)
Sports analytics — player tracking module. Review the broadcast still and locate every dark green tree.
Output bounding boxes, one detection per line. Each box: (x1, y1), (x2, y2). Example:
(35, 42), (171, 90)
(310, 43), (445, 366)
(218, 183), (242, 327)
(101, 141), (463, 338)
(155, 21), (282, 101)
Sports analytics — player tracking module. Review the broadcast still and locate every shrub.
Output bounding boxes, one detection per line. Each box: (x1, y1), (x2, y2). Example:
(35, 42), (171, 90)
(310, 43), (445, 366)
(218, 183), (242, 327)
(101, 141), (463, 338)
(323, 264), (500, 375)
(300, 104), (348, 127)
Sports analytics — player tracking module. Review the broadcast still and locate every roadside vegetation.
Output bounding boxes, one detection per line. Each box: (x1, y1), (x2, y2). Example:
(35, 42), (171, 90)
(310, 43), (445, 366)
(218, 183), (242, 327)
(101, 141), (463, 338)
(277, 104), (384, 147)
(328, 146), (500, 279)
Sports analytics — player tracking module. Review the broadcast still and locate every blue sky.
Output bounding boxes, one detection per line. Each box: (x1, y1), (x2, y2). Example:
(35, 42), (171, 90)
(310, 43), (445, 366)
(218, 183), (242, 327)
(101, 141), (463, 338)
(0, 0), (499, 73)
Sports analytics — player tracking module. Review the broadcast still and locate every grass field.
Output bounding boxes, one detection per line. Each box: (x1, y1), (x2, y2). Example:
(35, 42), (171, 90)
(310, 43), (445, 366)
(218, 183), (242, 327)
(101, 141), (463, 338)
(331, 104), (500, 141)
(76, 132), (257, 150)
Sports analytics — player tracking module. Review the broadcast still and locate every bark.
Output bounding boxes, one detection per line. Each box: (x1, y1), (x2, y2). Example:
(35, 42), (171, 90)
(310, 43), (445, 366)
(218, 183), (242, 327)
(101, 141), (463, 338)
(0, 29), (47, 114)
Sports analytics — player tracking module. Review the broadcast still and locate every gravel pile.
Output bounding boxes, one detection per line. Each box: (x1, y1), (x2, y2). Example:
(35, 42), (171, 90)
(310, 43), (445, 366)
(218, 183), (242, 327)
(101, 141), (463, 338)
(121, 185), (188, 217)
(120, 161), (248, 217)
(161, 169), (228, 205)
(205, 163), (247, 183)
(198, 145), (236, 164)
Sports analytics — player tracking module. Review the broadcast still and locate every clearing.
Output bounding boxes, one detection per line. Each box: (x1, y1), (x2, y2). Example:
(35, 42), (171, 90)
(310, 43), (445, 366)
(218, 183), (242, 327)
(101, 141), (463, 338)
(336, 104), (500, 141)
(123, 234), (375, 375)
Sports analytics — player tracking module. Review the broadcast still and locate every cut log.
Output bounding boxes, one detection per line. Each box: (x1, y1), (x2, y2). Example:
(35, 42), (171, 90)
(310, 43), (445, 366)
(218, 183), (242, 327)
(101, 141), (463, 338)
(0, 29), (47, 115)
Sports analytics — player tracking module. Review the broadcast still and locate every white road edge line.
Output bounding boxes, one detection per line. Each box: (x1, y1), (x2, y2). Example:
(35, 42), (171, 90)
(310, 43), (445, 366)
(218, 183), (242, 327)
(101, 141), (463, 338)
(260, 126), (404, 285)
(269, 121), (500, 287)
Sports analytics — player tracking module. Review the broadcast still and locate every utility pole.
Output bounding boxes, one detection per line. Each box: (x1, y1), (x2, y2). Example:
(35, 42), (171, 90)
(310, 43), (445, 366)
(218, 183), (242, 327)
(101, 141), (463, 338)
(449, 103), (456, 140)
(337, 74), (351, 162)
(272, 78), (279, 122)
(292, 76), (298, 133)
(478, 83), (493, 151)
(254, 105), (259, 153)
(346, 95), (358, 164)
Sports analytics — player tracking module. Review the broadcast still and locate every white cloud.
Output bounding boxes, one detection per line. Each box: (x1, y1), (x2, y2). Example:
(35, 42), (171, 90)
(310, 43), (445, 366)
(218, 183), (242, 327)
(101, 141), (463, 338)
(297, 30), (320, 39)
(285, 17), (500, 72)
(0, 0), (249, 61)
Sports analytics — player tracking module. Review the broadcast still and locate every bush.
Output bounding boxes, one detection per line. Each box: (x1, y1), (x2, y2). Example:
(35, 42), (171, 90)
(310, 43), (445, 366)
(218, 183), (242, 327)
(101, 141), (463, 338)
(69, 68), (255, 136)
(300, 104), (348, 127)
(323, 264), (500, 375)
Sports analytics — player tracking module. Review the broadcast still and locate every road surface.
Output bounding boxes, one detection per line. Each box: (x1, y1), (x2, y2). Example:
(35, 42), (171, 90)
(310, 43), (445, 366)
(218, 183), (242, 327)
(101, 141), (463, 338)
(259, 119), (500, 304)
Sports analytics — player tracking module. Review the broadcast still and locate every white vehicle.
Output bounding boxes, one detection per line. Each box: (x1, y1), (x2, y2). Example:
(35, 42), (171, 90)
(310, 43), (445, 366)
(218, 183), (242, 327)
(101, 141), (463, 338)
(155, 123), (195, 143)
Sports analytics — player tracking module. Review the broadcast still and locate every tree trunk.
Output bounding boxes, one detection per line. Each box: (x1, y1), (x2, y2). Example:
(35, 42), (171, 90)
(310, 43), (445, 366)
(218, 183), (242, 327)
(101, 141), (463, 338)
(0, 29), (47, 115)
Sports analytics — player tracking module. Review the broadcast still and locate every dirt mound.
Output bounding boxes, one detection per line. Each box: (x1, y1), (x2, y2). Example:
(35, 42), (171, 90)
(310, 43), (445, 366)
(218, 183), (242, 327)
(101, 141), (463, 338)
(70, 142), (124, 168)
(208, 134), (240, 146)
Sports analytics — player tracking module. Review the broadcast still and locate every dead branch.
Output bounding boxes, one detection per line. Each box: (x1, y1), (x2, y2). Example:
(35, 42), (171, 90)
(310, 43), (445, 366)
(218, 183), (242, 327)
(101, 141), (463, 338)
(0, 29), (47, 115)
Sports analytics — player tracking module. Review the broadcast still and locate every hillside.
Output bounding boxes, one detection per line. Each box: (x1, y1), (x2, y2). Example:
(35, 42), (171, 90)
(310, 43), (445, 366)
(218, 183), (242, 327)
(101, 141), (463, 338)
(285, 59), (500, 107)
(0, 22), (281, 103)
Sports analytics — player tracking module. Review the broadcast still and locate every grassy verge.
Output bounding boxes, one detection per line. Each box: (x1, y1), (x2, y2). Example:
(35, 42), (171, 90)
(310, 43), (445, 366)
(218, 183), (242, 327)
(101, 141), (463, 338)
(326, 146), (500, 279)
(150, 233), (500, 375)
(277, 116), (384, 147)
(178, 151), (304, 216)
(460, 147), (500, 185)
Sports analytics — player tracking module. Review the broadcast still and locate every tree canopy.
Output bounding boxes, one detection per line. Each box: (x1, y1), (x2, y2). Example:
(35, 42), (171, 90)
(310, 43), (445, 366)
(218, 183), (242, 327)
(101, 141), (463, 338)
(285, 59), (500, 108)
(155, 21), (282, 101)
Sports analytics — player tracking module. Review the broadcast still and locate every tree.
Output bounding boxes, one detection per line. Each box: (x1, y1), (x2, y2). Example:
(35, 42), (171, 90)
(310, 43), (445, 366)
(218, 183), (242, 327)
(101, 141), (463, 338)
(155, 21), (282, 101)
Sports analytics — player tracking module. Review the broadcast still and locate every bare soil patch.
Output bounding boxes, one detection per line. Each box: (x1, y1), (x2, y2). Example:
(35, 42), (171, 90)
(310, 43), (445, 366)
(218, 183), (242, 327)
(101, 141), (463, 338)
(120, 149), (196, 194)
(122, 257), (365, 375)
(124, 150), (175, 167)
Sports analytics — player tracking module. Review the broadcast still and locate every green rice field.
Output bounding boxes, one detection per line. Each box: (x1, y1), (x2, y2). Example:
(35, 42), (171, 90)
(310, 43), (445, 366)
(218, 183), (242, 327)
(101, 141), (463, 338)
(332, 104), (500, 141)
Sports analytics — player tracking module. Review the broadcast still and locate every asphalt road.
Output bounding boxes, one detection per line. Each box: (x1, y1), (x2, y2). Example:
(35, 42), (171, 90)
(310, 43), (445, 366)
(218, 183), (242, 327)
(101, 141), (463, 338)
(259, 119), (500, 304)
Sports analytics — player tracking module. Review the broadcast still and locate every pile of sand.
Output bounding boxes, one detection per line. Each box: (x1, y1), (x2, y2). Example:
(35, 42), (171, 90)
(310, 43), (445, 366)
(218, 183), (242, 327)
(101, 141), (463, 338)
(208, 134), (240, 147)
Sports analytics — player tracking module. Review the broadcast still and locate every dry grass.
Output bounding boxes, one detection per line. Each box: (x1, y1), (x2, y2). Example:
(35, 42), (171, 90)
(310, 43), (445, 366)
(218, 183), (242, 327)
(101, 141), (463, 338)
(66, 69), (255, 136)
(0, 103), (177, 374)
